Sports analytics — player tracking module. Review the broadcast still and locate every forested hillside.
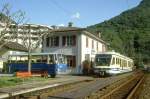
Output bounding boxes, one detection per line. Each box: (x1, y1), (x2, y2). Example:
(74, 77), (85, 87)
(87, 0), (150, 66)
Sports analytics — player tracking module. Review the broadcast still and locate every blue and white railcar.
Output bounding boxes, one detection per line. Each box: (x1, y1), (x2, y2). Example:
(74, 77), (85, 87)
(93, 51), (134, 76)
(8, 53), (68, 77)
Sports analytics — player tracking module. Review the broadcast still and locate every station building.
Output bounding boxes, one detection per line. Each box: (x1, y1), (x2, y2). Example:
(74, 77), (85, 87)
(42, 24), (107, 74)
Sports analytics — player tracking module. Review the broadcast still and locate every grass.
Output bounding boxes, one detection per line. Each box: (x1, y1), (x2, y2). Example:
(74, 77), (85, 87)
(0, 76), (52, 88)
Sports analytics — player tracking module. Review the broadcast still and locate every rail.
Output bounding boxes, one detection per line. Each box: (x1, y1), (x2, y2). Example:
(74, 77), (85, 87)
(100, 71), (144, 99)
(126, 75), (145, 99)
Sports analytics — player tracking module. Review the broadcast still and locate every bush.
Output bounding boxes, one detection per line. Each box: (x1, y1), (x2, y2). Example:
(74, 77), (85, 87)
(82, 60), (92, 75)
(2, 62), (9, 73)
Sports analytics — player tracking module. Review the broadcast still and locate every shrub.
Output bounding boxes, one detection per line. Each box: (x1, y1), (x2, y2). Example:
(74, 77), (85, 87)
(82, 60), (92, 75)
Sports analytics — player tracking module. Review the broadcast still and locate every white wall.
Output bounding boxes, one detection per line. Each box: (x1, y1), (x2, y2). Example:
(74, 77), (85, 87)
(0, 61), (3, 70)
(80, 34), (105, 63)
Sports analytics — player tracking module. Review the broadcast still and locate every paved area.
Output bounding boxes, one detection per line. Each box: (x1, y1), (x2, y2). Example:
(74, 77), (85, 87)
(0, 75), (93, 99)
(48, 73), (133, 99)
(0, 73), (13, 77)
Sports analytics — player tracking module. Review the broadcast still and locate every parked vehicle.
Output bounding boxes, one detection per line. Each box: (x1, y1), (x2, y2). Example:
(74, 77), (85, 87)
(8, 53), (68, 78)
(93, 51), (134, 76)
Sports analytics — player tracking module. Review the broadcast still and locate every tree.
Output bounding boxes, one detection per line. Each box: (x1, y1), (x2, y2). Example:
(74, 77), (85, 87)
(87, 0), (150, 66)
(0, 3), (26, 50)
(18, 24), (51, 72)
(0, 3), (52, 73)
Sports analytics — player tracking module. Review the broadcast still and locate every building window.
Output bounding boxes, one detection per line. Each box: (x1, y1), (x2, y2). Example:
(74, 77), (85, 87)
(62, 35), (76, 46)
(102, 44), (105, 52)
(86, 37), (89, 48)
(72, 35), (76, 45)
(46, 37), (49, 47)
(46, 36), (59, 47)
(85, 54), (90, 61)
(97, 42), (98, 51)
(92, 40), (94, 49)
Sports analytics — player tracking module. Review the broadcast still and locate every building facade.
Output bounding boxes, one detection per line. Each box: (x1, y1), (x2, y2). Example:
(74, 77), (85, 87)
(42, 27), (107, 74)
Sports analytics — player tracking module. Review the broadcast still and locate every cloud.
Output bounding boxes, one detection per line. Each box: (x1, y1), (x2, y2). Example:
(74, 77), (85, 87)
(71, 12), (80, 19)
(58, 24), (65, 26)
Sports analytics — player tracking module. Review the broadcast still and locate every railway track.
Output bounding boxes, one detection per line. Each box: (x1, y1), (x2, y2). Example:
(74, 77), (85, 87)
(47, 71), (144, 99)
(2, 71), (144, 99)
(89, 70), (144, 99)
(22, 73), (135, 99)
(126, 74), (145, 99)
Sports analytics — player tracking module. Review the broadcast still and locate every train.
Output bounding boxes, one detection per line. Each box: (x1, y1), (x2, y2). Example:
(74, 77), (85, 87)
(8, 53), (68, 78)
(93, 51), (134, 76)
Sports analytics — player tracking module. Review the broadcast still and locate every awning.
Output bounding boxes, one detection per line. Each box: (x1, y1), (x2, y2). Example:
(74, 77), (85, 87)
(0, 41), (28, 52)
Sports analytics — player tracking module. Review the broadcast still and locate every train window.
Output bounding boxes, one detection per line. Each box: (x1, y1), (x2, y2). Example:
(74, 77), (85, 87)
(118, 59), (120, 65)
(118, 58), (120, 65)
(124, 61), (125, 67)
(128, 61), (130, 67)
(112, 58), (115, 65)
(123, 60), (125, 67)
(122, 60), (124, 67)
(129, 61), (133, 67)
(120, 59), (121, 66)
(131, 62), (133, 67)
(117, 58), (119, 65)
(125, 61), (127, 67)
(120, 59), (122, 67)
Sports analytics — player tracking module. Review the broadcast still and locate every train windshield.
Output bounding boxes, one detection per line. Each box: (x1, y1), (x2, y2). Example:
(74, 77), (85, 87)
(95, 54), (112, 66)
(57, 54), (66, 64)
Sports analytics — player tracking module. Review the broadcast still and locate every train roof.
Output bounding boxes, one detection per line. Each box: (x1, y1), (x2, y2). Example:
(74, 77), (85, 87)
(96, 51), (133, 61)
(9, 52), (63, 56)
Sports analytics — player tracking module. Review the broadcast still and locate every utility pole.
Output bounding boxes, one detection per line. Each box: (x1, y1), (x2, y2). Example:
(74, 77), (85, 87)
(28, 24), (31, 72)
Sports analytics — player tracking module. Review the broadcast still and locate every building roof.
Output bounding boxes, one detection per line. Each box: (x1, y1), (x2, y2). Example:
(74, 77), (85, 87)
(83, 31), (107, 45)
(10, 52), (62, 56)
(51, 26), (85, 32)
(50, 26), (107, 45)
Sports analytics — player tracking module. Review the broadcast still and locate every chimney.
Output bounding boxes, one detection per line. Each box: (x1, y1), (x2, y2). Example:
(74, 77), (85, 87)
(51, 25), (59, 29)
(97, 32), (101, 38)
(68, 22), (73, 27)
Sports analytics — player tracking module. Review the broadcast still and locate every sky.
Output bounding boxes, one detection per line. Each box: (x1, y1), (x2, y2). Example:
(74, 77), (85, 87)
(0, 0), (142, 27)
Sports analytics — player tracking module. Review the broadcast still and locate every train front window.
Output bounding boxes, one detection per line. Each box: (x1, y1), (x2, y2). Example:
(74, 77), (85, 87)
(95, 55), (111, 66)
(57, 54), (65, 64)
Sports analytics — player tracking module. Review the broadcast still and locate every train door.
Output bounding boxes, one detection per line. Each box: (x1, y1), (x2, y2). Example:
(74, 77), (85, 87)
(56, 54), (69, 74)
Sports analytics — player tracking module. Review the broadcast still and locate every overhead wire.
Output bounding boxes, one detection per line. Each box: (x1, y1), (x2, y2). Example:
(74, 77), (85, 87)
(47, 0), (82, 27)
(126, 0), (130, 9)
(49, 0), (72, 16)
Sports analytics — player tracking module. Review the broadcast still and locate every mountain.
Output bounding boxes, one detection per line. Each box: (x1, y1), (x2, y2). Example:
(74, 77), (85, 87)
(87, 0), (150, 66)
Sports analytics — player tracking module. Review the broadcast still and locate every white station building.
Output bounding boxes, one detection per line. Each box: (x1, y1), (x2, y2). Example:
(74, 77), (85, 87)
(42, 25), (107, 74)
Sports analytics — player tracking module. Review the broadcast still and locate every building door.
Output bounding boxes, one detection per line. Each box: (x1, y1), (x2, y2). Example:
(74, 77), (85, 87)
(66, 56), (76, 68)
